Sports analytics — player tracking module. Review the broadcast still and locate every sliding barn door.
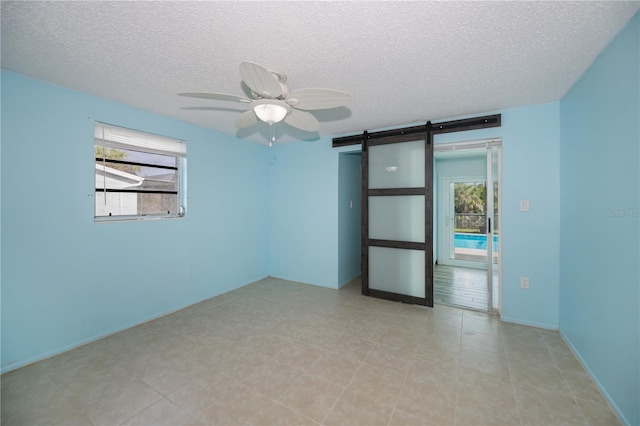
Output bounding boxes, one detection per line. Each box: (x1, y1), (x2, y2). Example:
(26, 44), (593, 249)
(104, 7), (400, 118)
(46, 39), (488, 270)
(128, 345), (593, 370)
(362, 134), (433, 306)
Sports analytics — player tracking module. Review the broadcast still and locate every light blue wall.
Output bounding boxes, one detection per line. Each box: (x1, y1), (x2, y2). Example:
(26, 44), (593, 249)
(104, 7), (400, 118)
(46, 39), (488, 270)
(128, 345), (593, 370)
(559, 12), (639, 426)
(434, 103), (561, 328)
(1, 71), (270, 372)
(338, 153), (361, 287)
(268, 141), (356, 288)
(270, 103), (560, 327)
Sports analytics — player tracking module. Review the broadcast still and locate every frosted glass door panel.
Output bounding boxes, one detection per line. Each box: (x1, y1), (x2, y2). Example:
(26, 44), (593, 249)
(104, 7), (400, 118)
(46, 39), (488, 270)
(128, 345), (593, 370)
(369, 247), (425, 298)
(369, 196), (425, 242)
(369, 140), (425, 188)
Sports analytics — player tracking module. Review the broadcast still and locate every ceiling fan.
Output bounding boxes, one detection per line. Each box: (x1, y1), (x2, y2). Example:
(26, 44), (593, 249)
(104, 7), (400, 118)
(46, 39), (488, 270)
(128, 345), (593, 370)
(179, 61), (351, 145)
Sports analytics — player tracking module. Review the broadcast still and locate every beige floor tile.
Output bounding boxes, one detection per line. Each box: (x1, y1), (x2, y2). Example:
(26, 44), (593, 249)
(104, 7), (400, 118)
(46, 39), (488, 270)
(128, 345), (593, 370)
(256, 403), (319, 425)
(385, 311), (429, 334)
(456, 368), (517, 409)
(272, 320), (308, 340)
(122, 397), (202, 425)
(2, 279), (620, 426)
(279, 374), (343, 423)
(504, 342), (555, 366)
(500, 332), (547, 350)
(64, 366), (136, 408)
(296, 326), (344, 349)
(344, 318), (386, 341)
(395, 376), (456, 426)
(563, 371), (607, 404)
(306, 351), (361, 388)
(429, 311), (463, 328)
(455, 393), (521, 426)
(459, 348), (511, 383)
(347, 362), (405, 406)
(326, 333), (375, 361)
(423, 324), (462, 344)
(85, 379), (163, 426)
(55, 412), (94, 426)
(214, 349), (266, 382)
(366, 343), (413, 376)
(540, 330), (567, 347)
(462, 316), (501, 336)
(378, 327), (419, 353)
(199, 383), (275, 425)
(509, 362), (571, 394)
(166, 375), (234, 418)
(415, 337), (461, 363)
(408, 354), (459, 391)
(575, 398), (622, 426)
(241, 361), (303, 401)
(275, 340), (323, 372)
(553, 352), (587, 374)
(389, 408), (434, 425)
(120, 349), (177, 379)
(2, 398), (74, 426)
(139, 361), (195, 396)
(433, 305), (465, 315)
(461, 330), (504, 354)
(323, 390), (394, 426)
(514, 383), (587, 426)
(243, 332), (293, 358)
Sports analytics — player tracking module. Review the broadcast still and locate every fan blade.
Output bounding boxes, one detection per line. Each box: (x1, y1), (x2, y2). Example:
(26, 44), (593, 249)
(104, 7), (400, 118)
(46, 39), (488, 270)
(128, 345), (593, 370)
(235, 110), (259, 128)
(284, 109), (320, 132)
(239, 61), (282, 99)
(178, 92), (252, 103)
(286, 88), (351, 110)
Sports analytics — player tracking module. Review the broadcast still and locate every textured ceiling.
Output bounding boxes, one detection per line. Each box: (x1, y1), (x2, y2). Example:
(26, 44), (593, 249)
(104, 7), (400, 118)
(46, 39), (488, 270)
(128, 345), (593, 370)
(2, 1), (638, 144)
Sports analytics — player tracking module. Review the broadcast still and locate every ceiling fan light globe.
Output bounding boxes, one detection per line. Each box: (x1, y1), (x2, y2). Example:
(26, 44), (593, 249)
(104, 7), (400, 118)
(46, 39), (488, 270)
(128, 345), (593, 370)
(252, 99), (290, 124)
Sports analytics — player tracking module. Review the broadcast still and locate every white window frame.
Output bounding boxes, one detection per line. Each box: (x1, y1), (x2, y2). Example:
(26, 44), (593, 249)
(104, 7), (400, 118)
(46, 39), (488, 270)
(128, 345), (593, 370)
(94, 122), (187, 222)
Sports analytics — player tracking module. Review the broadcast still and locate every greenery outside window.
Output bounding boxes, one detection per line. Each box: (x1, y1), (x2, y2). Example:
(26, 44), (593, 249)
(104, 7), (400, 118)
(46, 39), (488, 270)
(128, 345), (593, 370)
(94, 122), (186, 222)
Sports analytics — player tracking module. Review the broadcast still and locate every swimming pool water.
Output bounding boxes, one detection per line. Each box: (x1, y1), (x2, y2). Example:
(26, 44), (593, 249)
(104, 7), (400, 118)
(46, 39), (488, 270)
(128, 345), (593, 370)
(454, 233), (499, 250)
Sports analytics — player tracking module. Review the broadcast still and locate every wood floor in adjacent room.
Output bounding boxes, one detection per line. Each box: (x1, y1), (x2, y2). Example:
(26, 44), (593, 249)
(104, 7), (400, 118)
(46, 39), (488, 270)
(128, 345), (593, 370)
(1, 277), (620, 425)
(434, 264), (499, 312)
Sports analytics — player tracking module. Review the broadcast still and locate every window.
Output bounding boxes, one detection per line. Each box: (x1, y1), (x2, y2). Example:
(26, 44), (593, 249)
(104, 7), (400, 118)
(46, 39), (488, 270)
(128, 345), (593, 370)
(94, 122), (186, 221)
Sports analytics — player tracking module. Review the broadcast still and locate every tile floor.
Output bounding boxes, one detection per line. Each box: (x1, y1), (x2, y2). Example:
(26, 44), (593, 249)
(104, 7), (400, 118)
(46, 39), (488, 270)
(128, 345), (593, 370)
(1, 277), (621, 426)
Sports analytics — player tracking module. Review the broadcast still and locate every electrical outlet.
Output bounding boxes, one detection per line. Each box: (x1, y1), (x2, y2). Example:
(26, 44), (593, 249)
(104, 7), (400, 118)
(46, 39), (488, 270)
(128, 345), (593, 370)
(520, 277), (530, 289)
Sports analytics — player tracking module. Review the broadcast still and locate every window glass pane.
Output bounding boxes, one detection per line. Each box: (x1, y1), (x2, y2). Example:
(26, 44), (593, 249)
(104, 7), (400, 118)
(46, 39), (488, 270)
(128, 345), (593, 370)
(95, 161), (178, 192)
(95, 192), (178, 217)
(95, 146), (176, 168)
(368, 140), (425, 189)
(138, 193), (178, 215)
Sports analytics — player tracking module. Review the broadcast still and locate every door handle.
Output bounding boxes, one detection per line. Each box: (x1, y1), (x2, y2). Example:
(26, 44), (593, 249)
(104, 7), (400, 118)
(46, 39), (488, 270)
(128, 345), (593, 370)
(488, 217), (491, 233)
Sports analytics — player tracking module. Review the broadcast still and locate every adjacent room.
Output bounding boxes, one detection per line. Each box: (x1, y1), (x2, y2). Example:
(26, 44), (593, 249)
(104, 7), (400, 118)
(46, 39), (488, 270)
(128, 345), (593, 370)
(1, 2), (638, 425)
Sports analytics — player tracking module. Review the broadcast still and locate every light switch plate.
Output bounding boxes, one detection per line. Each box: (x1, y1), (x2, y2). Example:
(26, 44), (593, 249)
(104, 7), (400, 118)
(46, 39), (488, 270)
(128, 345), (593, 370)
(520, 200), (530, 211)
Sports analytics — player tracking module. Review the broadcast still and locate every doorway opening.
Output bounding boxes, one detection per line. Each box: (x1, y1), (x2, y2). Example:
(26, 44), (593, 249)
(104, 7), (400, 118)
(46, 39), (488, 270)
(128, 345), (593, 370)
(332, 114), (501, 309)
(434, 140), (501, 313)
(338, 151), (363, 288)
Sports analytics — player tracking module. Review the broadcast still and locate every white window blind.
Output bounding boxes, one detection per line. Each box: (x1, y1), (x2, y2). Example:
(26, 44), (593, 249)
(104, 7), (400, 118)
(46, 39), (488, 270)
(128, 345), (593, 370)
(94, 122), (186, 157)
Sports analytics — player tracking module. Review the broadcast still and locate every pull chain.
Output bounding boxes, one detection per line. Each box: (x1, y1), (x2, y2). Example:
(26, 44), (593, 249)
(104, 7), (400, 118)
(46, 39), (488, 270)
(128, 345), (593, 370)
(269, 123), (275, 147)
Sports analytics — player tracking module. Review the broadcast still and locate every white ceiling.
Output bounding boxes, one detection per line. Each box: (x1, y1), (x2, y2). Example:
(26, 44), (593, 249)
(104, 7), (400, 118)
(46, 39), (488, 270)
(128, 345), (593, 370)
(2, 1), (638, 145)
